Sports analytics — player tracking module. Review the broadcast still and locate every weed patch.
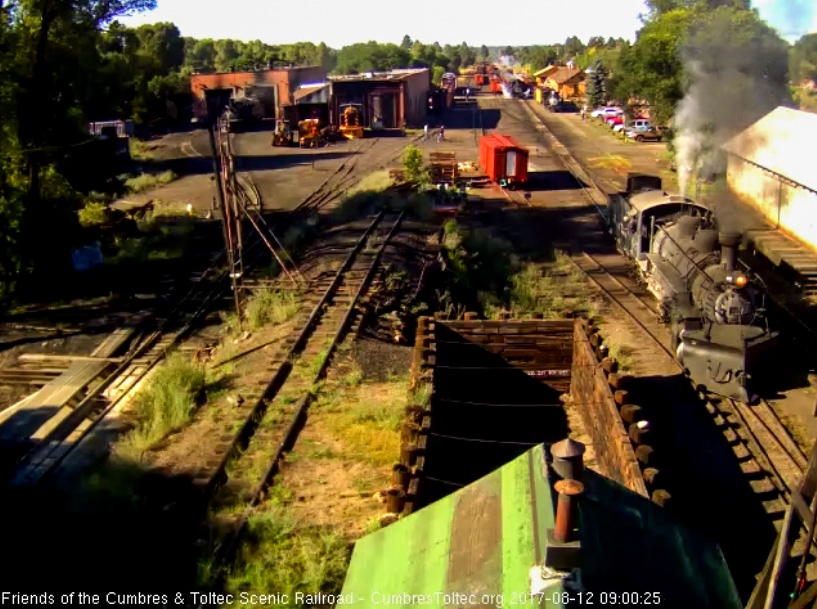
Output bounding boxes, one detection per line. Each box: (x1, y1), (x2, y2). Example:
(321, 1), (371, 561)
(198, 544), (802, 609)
(115, 353), (206, 459)
(245, 290), (301, 330)
(606, 340), (635, 372)
(223, 506), (349, 607)
(508, 256), (602, 319)
(124, 170), (177, 194)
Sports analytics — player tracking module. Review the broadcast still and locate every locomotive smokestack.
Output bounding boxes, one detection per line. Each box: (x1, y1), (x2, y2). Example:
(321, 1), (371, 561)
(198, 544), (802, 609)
(719, 232), (740, 272)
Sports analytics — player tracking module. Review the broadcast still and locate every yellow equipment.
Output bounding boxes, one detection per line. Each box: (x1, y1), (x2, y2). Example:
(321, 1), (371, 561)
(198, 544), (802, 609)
(272, 119), (294, 146)
(298, 118), (322, 148)
(339, 104), (364, 140)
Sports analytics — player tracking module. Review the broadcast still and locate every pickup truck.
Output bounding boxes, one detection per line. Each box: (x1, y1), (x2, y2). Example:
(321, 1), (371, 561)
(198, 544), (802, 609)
(626, 126), (663, 142)
(613, 117), (648, 133)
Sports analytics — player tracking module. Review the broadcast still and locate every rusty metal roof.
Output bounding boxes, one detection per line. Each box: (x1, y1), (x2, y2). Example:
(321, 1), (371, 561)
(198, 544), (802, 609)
(549, 68), (584, 85)
(293, 83), (330, 104)
(328, 68), (428, 83)
(339, 443), (742, 608)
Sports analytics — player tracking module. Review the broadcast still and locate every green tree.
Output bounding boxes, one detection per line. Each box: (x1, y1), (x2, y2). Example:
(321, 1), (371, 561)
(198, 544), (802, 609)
(401, 35), (412, 50)
(612, 8), (694, 125)
(790, 33), (817, 83)
(403, 146), (429, 185)
(585, 60), (609, 108)
(479, 44), (489, 61)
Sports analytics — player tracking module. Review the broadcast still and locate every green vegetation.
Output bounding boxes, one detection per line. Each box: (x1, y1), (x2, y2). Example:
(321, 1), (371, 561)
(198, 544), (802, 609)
(402, 145), (430, 186)
(440, 220), (516, 316)
(223, 505), (349, 608)
(116, 353), (207, 458)
(607, 340), (636, 372)
(245, 290), (300, 330)
(585, 60), (609, 109)
(794, 86), (817, 115)
(789, 33), (817, 85)
(78, 201), (110, 227)
(124, 170), (178, 194)
(508, 259), (602, 319)
(106, 215), (194, 265)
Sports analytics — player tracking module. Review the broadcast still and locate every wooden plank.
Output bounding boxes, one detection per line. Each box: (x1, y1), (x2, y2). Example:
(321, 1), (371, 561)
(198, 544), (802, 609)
(744, 536), (779, 609)
(17, 354), (124, 363)
(763, 504), (795, 609)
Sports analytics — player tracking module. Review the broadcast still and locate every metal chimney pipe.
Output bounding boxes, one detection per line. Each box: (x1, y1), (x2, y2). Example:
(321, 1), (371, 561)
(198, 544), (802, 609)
(553, 479), (584, 543)
(719, 232), (740, 273)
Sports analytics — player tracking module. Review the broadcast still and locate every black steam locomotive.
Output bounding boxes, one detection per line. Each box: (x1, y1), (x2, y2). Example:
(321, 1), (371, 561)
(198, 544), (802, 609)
(608, 175), (778, 402)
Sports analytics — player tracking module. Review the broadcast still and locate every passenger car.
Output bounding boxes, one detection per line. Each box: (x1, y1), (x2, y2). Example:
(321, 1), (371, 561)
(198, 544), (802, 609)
(591, 106), (622, 119)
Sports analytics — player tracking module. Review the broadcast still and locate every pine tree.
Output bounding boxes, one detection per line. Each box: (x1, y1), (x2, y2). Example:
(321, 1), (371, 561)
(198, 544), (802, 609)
(585, 60), (608, 109)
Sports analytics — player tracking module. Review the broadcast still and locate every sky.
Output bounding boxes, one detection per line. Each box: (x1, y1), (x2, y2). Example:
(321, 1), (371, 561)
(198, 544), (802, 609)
(117, 0), (817, 47)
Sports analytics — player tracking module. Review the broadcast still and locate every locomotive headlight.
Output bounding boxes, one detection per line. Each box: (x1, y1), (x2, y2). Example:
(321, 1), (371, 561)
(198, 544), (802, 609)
(727, 272), (748, 288)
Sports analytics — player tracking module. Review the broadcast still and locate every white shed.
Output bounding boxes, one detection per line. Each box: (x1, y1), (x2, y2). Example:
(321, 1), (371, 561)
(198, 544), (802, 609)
(722, 106), (817, 251)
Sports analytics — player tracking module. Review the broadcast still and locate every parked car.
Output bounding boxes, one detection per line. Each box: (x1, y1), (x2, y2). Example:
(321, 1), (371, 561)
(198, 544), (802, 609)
(606, 114), (625, 127)
(591, 106), (622, 119)
(627, 126), (663, 142)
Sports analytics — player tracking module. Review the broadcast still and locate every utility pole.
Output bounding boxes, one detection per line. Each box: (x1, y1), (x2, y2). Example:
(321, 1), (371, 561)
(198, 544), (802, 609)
(214, 114), (243, 328)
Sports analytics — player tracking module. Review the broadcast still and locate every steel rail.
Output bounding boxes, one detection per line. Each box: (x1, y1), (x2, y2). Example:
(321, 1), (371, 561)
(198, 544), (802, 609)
(509, 97), (807, 519)
(200, 210), (405, 603)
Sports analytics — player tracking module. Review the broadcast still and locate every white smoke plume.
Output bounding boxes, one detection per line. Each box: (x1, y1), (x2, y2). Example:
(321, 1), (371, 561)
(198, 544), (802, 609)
(672, 9), (791, 198)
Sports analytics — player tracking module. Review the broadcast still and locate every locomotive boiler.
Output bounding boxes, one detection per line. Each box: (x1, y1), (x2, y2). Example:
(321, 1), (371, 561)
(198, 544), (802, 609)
(608, 174), (777, 402)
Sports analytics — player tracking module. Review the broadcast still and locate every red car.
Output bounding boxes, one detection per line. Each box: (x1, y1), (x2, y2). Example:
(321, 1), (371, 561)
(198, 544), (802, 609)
(606, 114), (625, 127)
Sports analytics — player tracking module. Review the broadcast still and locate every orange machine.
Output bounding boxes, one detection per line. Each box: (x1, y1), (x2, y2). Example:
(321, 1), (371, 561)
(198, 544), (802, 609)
(339, 104), (364, 139)
(298, 119), (321, 147)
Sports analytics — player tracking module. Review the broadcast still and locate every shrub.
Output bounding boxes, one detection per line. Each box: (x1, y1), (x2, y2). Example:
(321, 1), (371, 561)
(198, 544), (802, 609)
(245, 289), (300, 329)
(79, 201), (109, 227)
(402, 146), (429, 185)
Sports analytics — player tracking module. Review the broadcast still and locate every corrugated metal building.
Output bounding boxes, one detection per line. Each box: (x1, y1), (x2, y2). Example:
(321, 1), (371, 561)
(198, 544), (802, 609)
(340, 444), (742, 608)
(328, 68), (429, 129)
(723, 106), (817, 251)
(190, 65), (326, 122)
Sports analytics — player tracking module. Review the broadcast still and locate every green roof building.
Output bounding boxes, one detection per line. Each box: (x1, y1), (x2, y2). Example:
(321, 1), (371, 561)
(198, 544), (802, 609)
(339, 444), (742, 609)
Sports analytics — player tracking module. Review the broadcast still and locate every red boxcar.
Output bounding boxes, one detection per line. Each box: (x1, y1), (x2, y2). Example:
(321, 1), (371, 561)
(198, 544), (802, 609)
(479, 134), (529, 187)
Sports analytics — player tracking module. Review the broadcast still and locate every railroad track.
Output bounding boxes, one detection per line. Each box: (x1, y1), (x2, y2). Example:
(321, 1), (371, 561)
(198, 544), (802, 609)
(5, 121), (292, 487)
(498, 96), (809, 523)
(3, 119), (424, 488)
(295, 131), (426, 214)
(197, 209), (405, 594)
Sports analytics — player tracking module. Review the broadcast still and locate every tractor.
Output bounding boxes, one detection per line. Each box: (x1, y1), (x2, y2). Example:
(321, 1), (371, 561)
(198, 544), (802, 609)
(298, 118), (323, 148)
(271, 119), (295, 146)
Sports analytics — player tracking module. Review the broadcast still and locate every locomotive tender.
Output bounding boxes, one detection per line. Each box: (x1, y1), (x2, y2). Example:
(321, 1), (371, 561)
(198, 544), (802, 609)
(607, 175), (778, 403)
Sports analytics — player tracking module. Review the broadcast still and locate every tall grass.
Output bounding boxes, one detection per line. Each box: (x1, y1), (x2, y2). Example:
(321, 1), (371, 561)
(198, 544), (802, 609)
(223, 506), (349, 607)
(125, 170), (177, 194)
(509, 259), (602, 319)
(116, 353), (206, 458)
(245, 290), (300, 329)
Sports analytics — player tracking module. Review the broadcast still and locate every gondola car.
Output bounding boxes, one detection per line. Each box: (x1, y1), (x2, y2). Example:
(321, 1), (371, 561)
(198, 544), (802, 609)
(607, 174), (778, 402)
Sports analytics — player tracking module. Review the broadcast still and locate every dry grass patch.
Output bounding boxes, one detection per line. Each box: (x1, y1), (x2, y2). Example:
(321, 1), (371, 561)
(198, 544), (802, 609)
(125, 170), (177, 194)
(507, 254), (603, 319)
(587, 154), (633, 175)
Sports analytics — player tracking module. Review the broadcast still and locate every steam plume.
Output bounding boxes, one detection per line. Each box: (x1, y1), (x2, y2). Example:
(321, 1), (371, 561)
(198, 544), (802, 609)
(673, 8), (791, 198)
